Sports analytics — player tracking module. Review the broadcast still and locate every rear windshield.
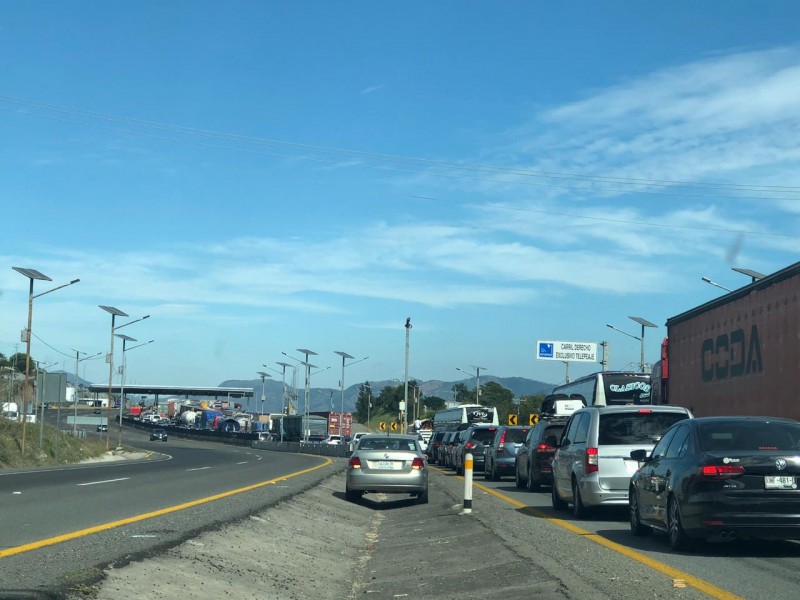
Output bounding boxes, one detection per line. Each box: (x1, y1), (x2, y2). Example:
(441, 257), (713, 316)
(543, 424), (566, 440)
(504, 428), (530, 443)
(598, 412), (688, 445)
(358, 438), (417, 451)
(470, 429), (498, 443)
(698, 421), (800, 452)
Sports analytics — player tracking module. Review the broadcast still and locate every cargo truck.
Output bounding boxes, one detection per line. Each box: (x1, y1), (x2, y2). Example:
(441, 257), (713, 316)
(655, 261), (800, 419)
(269, 414), (329, 441)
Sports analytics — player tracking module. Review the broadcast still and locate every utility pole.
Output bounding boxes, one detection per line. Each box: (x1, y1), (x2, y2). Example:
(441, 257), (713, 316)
(403, 318), (412, 434)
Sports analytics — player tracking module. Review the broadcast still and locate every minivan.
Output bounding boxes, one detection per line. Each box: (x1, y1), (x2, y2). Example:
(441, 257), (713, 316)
(550, 405), (692, 518)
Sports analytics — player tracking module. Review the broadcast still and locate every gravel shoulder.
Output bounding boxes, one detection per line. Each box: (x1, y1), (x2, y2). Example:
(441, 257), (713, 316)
(71, 464), (712, 600)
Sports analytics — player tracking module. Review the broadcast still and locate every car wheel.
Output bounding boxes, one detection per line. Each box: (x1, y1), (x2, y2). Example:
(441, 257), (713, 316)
(417, 487), (429, 504)
(668, 495), (694, 551)
(629, 487), (651, 536)
(490, 463), (499, 482)
(515, 464), (524, 489)
(345, 487), (361, 503)
(526, 466), (540, 492)
(572, 477), (588, 519)
(551, 479), (567, 510)
(483, 460), (491, 480)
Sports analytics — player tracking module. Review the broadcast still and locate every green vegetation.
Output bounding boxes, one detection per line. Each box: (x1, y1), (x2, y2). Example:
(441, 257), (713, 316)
(352, 380), (547, 428)
(0, 417), (111, 469)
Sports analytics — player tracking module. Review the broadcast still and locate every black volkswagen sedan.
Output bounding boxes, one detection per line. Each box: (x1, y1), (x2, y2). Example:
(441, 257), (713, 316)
(629, 416), (800, 551)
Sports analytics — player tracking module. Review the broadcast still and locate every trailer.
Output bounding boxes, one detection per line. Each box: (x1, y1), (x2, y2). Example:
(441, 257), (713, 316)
(659, 261), (800, 419)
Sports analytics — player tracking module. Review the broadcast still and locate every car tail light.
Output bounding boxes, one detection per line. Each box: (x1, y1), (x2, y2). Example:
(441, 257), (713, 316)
(465, 442), (476, 450)
(585, 447), (599, 474)
(349, 456), (362, 469)
(702, 464), (745, 478)
(536, 443), (549, 451)
(497, 430), (507, 454)
(637, 409), (653, 413)
(411, 457), (425, 470)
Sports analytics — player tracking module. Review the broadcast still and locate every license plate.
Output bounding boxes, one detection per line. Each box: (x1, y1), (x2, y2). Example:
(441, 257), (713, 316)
(765, 475), (797, 489)
(378, 461), (399, 470)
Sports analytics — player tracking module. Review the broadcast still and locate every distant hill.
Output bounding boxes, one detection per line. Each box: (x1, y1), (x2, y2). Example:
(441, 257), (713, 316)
(220, 375), (555, 415)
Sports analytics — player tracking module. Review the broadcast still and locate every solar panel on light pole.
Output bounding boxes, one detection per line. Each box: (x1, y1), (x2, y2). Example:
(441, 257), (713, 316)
(629, 316), (658, 374)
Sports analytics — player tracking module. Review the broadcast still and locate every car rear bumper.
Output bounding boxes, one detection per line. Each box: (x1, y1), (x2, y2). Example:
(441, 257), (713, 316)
(346, 470), (428, 494)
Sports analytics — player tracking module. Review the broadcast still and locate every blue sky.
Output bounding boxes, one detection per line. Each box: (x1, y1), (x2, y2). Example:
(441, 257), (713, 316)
(2, 2), (800, 392)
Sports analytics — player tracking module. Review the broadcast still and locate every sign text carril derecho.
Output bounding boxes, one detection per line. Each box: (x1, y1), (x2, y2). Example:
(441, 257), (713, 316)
(537, 340), (598, 363)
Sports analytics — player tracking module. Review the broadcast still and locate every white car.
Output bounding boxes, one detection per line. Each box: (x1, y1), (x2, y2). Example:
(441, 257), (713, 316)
(322, 435), (343, 445)
(349, 432), (367, 451)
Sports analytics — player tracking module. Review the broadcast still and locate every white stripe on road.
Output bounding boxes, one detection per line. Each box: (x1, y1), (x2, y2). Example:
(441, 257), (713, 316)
(186, 467), (211, 472)
(78, 477), (130, 486)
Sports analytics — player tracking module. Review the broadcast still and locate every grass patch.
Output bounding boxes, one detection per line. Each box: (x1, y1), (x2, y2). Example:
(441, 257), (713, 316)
(0, 417), (111, 469)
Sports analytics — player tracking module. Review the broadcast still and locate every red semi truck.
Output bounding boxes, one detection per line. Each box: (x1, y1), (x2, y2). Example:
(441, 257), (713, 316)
(654, 261), (800, 419)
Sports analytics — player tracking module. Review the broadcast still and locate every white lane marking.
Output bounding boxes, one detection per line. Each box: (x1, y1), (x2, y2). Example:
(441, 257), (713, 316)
(77, 477), (131, 486)
(236, 461), (248, 465)
(186, 466), (211, 472)
(12, 491), (21, 495)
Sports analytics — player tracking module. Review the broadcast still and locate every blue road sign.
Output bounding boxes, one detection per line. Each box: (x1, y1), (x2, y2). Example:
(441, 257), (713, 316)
(538, 342), (554, 359)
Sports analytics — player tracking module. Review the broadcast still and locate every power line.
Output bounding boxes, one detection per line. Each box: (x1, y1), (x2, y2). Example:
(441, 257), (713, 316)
(3, 95), (800, 203)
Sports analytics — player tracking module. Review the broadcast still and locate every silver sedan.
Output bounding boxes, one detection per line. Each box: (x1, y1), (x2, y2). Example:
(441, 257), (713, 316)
(345, 434), (429, 503)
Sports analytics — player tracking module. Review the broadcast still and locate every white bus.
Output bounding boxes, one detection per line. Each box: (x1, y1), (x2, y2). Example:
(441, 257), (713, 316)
(543, 371), (652, 414)
(432, 404), (499, 431)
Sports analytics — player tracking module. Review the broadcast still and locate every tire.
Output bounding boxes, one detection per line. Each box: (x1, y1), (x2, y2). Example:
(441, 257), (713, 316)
(483, 460), (491, 480)
(572, 478), (588, 519)
(526, 466), (540, 492)
(629, 488), (651, 536)
(490, 463), (499, 482)
(515, 464), (525, 489)
(551, 479), (567, 510)
(417, 487), (429, 504)
(345, 487), (361, 503)
(668, 495), (694, 551)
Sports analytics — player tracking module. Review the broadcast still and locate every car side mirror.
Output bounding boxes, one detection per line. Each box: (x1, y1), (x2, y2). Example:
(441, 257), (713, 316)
(560, 438), (570, 448)
(630, 449), (649, 462)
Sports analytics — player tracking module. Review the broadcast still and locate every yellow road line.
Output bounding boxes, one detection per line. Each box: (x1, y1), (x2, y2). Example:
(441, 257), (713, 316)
(462, 475), (744, 600)
(1, 457), (333, 559)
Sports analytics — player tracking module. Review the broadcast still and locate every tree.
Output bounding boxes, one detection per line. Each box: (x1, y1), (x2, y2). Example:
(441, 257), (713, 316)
(423, 395), (445, 413)
(452, 383), (470, 404)
(354, 382), (373, 423)
(479, 381), (515, 423)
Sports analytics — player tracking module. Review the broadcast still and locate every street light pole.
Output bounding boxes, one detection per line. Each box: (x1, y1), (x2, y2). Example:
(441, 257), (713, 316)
(257, 371), (271, 416)
(100, 306), (149, 450)
(701, 276), (732, 293)
(403, 318), (412, 434)
(606, 317), (657, 373)
(334, 351), (368, 439)
(276, 362), (292, 416)
(296, 349), (317, 442)
(12, 267), (79, 455)
(117, 336), (153, 448)
(71, 349), (102, 435)
(456, 365), (486, 404)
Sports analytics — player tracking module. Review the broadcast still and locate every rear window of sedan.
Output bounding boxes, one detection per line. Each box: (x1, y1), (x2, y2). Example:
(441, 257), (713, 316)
(358, 438), (418, 451)
(598, 412), (689, 445)
(698, 421), (800, 452)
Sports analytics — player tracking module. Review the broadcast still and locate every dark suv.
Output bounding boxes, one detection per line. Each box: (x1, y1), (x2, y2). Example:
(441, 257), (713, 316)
(453, 425), (498, 475)
(515, 417), (568, 491)
(484, 425), (530, 481)
(427, 431), (447, 465)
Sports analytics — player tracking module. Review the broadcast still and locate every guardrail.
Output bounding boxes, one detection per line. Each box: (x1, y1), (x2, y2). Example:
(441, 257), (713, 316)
(123, 417), (351, 456)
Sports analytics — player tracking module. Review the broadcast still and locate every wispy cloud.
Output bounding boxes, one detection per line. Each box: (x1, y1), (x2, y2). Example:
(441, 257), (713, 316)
(360, 85), (382, 95)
